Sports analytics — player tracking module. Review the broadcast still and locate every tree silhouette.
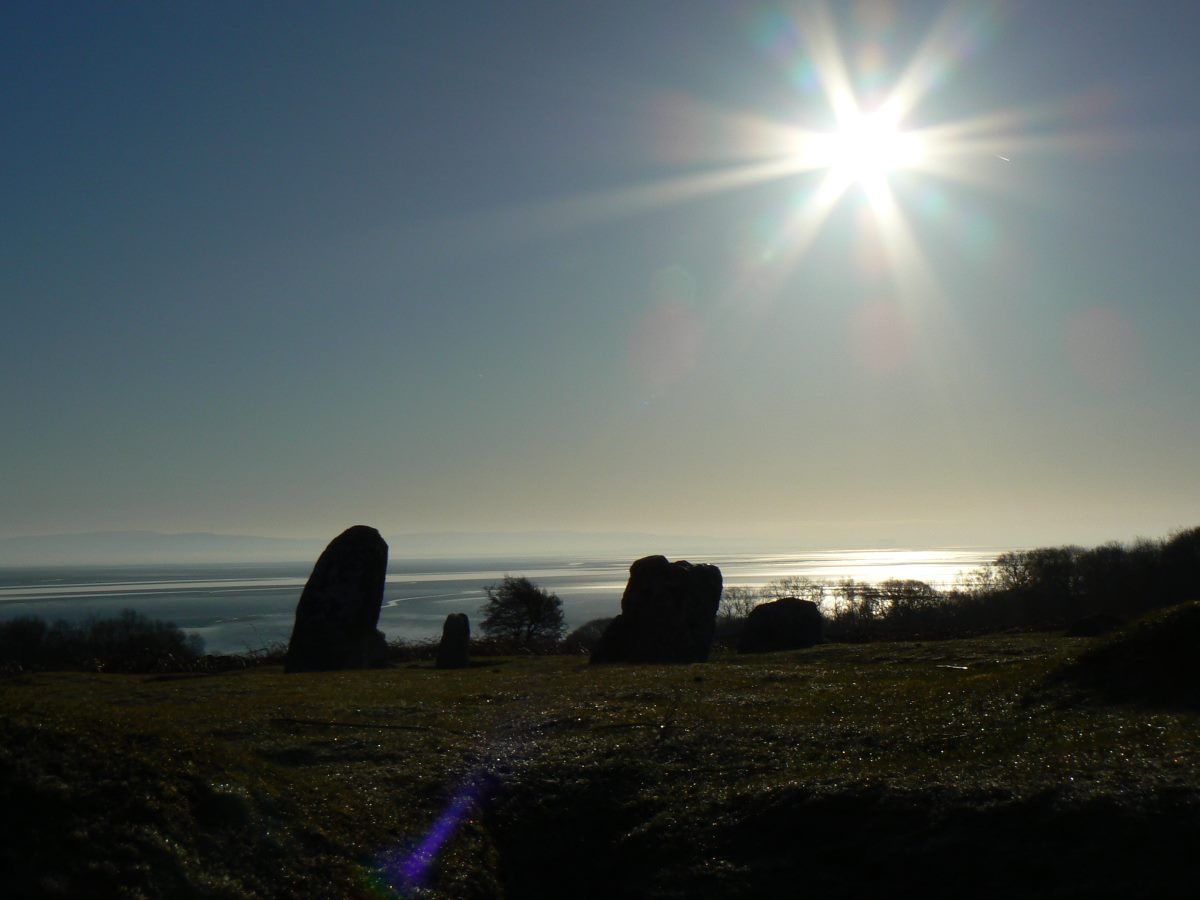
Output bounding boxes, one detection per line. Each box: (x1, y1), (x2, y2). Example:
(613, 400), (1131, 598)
(480, 576), (565, 649)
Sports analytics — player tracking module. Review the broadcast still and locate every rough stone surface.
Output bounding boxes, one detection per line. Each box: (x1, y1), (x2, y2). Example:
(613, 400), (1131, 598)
(591, 555), (722, 664)
(436, 613), (471, 669)
(284, 525), (389, 673)
(738, 597), (824, 654)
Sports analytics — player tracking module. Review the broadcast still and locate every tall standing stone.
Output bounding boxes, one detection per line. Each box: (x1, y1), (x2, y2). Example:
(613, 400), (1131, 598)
(436, 613), (471, 669)
(284, 525), (389, 673)
(591, 555), (722, 664)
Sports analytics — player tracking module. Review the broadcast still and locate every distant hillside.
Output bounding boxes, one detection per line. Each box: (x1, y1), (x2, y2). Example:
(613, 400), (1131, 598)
(0, 532), (323, 566)
(0, 528), (745, 567)
(382, 529), (753, 559)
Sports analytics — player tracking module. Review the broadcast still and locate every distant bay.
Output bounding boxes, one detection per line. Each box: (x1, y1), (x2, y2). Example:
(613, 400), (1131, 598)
(0, 549), (1002, 654)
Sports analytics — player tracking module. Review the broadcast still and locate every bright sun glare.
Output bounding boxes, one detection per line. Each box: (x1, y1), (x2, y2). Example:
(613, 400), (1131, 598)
(819, 110), (925, 183)
(502, 3), (1047, 283)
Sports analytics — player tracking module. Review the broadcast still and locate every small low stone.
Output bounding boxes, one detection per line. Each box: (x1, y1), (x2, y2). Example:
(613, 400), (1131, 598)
(436, 613), (470, 669)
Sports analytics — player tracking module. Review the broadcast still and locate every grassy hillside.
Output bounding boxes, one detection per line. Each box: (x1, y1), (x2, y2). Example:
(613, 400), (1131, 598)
(2, 632), (1197, 898)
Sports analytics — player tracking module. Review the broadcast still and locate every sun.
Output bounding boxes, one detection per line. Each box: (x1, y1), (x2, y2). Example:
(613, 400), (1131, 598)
(819, 110), (925, 184)
(470, 1), (1041, 282)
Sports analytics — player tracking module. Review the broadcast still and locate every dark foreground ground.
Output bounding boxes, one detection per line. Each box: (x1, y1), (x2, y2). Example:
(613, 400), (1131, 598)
(1, 629), (1197, 899)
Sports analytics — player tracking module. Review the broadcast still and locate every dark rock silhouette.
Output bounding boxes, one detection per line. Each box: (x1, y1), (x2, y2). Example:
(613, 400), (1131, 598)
(591, 555), (722, 664)
(284, 525), (389, 673)
(738, 597), (824, 654)
(436, 613), (471, 669)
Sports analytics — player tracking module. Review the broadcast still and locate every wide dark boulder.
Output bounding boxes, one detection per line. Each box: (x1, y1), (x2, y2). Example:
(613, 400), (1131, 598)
(591, 555), (722, 664)
(284, 525), (389, 673)
(436, 613), (470, 669)
(738, 597), (824, 654)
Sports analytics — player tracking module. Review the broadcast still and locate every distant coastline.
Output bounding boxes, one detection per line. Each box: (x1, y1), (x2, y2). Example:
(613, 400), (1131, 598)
(0, 527), (1016, 568)
(0, 548), (1000, 654)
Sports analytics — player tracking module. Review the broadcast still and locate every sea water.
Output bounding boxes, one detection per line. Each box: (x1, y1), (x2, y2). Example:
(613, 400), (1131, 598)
(0, 549), (1001, 654)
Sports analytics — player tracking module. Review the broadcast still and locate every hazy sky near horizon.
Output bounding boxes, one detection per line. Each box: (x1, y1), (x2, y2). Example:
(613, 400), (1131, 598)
(3, 1), (1199, 553)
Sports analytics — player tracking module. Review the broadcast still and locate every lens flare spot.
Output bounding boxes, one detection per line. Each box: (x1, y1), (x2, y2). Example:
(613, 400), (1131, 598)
(789, 59), (820, 93)
(629, 269), (704, 392)
(854, 41), (890, 96)
(1065, 306), (1138, 388)
(650, 264), (698, 307)
(848, 301), (914, 373)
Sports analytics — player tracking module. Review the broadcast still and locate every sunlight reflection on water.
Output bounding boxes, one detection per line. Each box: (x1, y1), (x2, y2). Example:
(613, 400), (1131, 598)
(0, 548), (1004, 653)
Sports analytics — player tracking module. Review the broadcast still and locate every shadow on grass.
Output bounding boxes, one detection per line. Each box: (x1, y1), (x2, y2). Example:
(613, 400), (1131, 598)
(486, 775), (1200, 899)
(1051, 601), (1200, 711)
(484, 760), (656, 898)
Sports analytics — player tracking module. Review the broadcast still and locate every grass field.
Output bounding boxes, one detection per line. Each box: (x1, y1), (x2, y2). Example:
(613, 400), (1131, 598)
(2, 630), (1197, 898)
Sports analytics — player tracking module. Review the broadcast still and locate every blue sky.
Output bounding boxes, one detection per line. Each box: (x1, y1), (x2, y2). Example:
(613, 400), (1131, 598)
(3, 1), (1198, 552)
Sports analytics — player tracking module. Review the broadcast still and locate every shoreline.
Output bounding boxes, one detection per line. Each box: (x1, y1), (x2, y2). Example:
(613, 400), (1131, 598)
(0, 548), (1001, 654)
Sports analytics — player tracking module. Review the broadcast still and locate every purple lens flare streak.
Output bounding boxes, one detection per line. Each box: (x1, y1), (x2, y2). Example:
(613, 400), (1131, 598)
(403, 780), (479, 886)
(370, 720), (535, 894)
(373, 757), (509, 893)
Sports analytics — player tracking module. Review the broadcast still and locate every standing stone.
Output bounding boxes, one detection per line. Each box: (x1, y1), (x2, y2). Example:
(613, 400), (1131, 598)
(435, 613), (471, 669)
(738, 597), (824, 654)
(284, 525), (389, 673)
(591, 555), (723, 664)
